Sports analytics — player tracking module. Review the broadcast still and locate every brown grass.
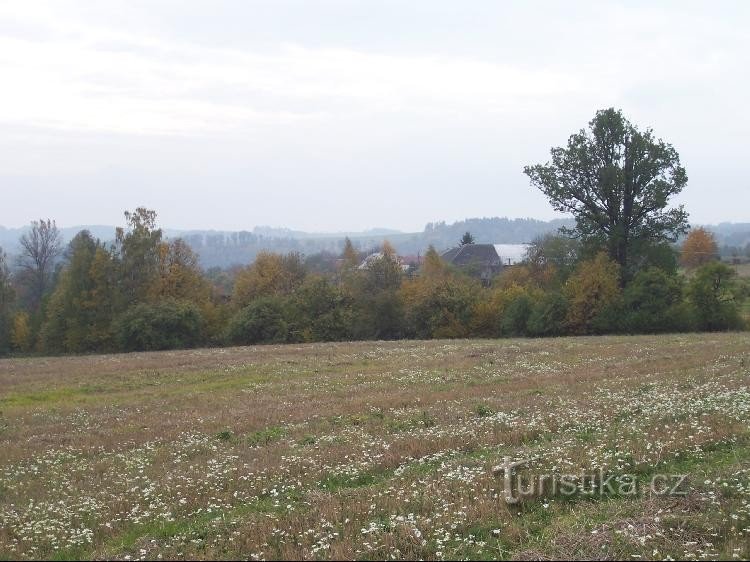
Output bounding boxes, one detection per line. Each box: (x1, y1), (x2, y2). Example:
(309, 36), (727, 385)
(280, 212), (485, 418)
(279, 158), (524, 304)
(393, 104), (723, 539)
(1, 333), (750, 560)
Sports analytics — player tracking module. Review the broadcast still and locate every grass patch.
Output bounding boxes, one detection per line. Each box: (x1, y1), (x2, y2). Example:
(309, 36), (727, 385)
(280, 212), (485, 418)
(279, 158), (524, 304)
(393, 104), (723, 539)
(247, 425), (286, 446)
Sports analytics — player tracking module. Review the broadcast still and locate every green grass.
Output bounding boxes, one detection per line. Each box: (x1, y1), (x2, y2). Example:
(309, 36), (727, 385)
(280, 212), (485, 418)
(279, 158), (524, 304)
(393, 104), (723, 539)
(246, 425), (286, 446)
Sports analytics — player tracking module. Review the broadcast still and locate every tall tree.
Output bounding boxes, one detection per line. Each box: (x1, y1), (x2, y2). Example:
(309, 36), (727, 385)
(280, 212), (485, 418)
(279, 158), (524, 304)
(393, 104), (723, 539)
(680, 227), (718, 269)
(233, 251), (306, 308)
(341, 237), (360, 271)
(564, 252), (622, 334)
(524, 108), (688, 278)
(115, 208), (162, 303)
(150, 238), (211, 303)
(459, 232), (475, 246)
(421, 245), (449, 277)
(16, 219), (63, 309)
(687, 262), (743, 331)
(0, 247), (15, 354)
(348, 241), (405, 339)
(40, 231), (118, 352)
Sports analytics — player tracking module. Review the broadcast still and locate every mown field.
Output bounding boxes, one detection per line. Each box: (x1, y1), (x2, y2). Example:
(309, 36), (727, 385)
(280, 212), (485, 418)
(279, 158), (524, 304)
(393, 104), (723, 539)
(1, 334), (750, 560)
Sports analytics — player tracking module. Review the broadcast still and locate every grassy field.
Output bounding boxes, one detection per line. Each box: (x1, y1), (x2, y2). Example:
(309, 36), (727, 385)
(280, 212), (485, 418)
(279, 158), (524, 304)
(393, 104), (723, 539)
(1, 334), (750, 560)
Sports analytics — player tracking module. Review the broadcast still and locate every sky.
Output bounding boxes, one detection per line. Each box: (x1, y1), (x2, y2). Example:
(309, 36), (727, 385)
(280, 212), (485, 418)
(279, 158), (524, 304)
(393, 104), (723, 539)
(0, 0), (748, 233)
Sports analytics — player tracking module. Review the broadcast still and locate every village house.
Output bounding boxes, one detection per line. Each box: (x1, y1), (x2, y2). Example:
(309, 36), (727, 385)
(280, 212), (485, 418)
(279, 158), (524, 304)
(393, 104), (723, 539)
(440, 244), (503, 285)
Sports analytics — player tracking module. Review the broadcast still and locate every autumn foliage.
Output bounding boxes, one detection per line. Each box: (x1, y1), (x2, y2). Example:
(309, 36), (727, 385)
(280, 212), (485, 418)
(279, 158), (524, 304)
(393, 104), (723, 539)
(680, 227), (719, 269)
(0, 208), (746, 356)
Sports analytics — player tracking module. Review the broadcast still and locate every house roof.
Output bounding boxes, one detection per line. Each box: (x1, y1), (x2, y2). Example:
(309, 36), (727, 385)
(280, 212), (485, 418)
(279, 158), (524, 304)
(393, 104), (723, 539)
(441, 244), (502, 267)
(493, 244), (531, 265)
(358, 252), (410, 272)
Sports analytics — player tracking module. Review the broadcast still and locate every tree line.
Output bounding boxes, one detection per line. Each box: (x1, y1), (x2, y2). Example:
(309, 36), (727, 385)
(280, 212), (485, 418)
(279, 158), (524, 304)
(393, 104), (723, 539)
(0, 108), (747, 355)
(0, 211), (745, 356)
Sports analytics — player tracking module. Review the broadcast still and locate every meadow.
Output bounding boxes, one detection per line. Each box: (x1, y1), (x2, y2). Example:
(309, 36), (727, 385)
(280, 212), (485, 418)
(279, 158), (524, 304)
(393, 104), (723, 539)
(1, 333), (749, 560)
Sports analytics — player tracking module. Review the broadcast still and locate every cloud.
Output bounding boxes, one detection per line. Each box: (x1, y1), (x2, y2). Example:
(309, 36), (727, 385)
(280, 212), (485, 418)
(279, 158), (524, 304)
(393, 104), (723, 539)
(0, 1), (747, 229)
(0, 5), (589, 135)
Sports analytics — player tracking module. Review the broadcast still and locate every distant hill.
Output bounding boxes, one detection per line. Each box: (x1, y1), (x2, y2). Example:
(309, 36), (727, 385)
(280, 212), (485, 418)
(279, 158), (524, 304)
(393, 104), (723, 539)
(2, 218), (748, 269)
(159, 217), (577, 268)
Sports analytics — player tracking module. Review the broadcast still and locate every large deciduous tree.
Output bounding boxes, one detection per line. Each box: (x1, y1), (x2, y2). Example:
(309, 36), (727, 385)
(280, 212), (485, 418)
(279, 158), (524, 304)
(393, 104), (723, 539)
(232, 251), (306, 309)
(524, 108), (689, 279)
(40, 231), (119, 353)
(116, 207), (163, 304)
(17, 218), (63, 309)
(0, 247), (15, 354)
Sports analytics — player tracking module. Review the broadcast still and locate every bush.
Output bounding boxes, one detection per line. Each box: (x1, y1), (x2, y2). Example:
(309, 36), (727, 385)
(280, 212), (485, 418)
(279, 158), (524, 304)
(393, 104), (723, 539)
(115, 299), (204, 351)
(470, 284), (529, 338)
(400, 277), (479, 339)
(564, 253), (622, 334)
(621, 267), (691, 333)
(287, 277), (352, 342)
(500, 293), (533, 336)
(590, 297), (626, 334)
(226, 296), (289, 345)
(527, 292), (568, 337)
(687, 262), (743, 331)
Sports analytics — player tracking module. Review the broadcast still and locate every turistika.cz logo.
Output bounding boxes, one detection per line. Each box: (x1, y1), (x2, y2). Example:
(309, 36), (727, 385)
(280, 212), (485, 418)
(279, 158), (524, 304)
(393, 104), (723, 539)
(492, 457), (689, 504)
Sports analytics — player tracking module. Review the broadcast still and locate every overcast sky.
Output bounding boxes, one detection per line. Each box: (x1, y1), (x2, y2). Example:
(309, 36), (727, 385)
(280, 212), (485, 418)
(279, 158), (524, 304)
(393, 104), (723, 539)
(0, 1), (748, 232)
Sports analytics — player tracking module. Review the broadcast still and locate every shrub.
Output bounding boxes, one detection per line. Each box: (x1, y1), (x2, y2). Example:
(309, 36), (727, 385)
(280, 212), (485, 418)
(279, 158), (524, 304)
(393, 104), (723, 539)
(621, 267), (691, 333)
(287, 277), (352, 342)
(564, 253), (621, 334)
(400, 276), (479, 339)
(474, 404), (494, 418)
(687, 262), (744, 331)
(226, 296), (289, 345)
(500, 293), (533, 336)
(527, 292), (569, 337)
(470, 284), (529, 338)
(114, 299), (204, 351)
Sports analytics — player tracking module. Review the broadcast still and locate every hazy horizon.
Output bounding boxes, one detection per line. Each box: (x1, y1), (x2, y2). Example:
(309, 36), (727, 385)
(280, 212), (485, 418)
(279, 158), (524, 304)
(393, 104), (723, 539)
(1, 1), (749, 231)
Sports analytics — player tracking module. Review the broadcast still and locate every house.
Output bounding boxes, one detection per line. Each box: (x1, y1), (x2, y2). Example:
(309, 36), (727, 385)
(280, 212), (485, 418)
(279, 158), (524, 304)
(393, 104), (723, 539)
(358, 252), (411, 273)
(441, 244), (503, 285)
(493, 244), (532, 266)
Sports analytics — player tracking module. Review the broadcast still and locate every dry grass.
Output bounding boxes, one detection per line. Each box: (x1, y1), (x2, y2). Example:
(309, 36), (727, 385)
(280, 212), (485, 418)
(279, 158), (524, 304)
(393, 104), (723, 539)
(1, 334), (750, 560)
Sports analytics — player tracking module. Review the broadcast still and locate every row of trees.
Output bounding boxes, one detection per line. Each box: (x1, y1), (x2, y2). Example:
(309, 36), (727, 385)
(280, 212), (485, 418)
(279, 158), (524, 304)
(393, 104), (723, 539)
(0, 213), (745, 356)
(0, 108), (746, 355)
(218, 231), (746, 345)
(0, 209), (217, 354)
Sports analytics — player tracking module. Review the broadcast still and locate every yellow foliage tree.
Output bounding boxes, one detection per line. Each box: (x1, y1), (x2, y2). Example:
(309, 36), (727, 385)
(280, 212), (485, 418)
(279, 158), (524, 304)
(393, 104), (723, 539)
(341, 237), (360, 271)
(150, 239), (211, 303)
(421, 245), (449, 278)
(564, 253), (621, 334)
(680, 227), (718, 269)
(232, 252), (305, 309)
(470, 283), (541, 337)
(399, 251), (479, 339)
(11, 311), (31, 352)
(495, 265), (534, 290)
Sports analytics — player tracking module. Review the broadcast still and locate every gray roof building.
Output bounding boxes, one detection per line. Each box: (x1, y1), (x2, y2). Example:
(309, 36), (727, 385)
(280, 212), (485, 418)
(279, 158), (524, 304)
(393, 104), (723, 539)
(440, 244), (502, 284)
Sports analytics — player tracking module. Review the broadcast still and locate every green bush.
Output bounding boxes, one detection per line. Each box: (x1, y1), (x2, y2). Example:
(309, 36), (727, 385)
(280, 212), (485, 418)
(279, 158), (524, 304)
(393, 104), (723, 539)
(114, 299), (204, 351)
(687, 262), (744, 331)
(527, 292), (568, 337)
(500, 293), (533, 336)
(402, 278), (479, 339)
(287, 277), (352, 342)
(590, 297), (625, 334)
(621, 267), (691, 333)
(226, 296), (289, 345)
